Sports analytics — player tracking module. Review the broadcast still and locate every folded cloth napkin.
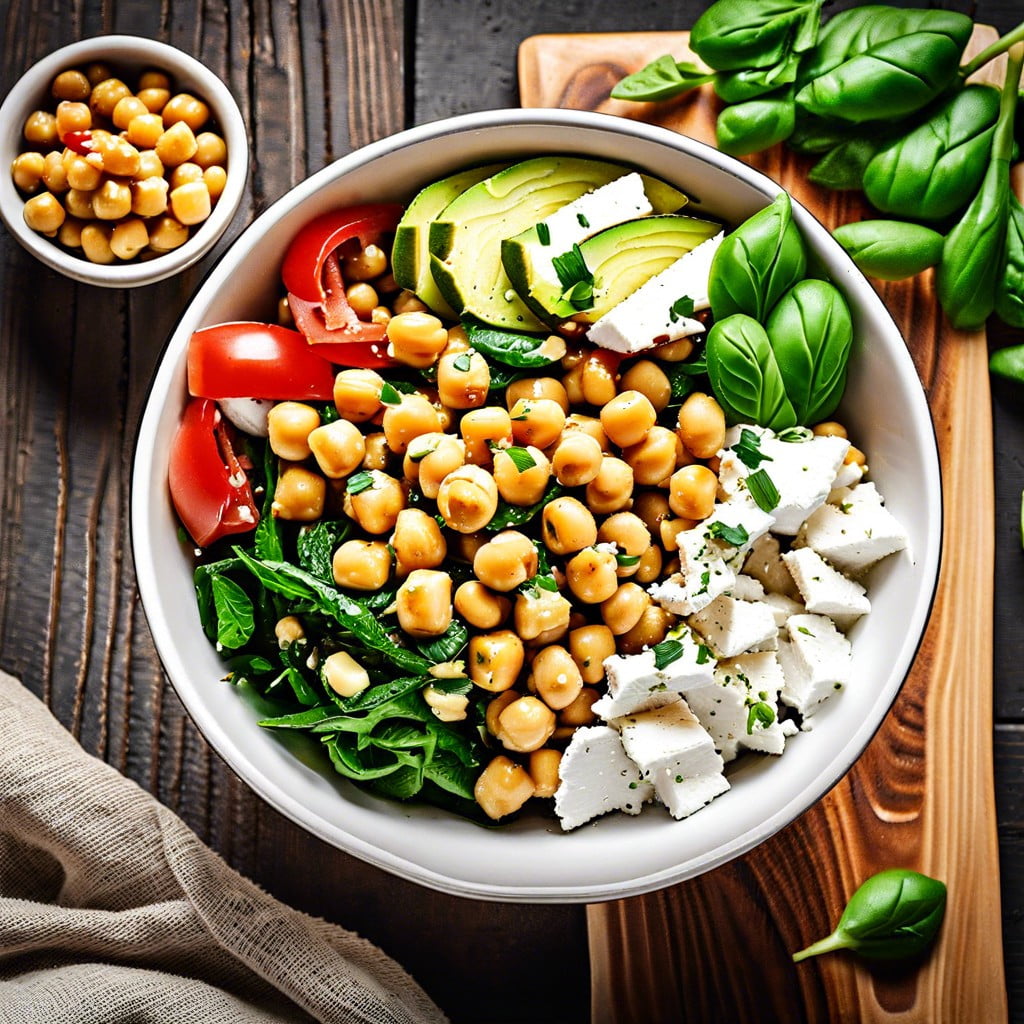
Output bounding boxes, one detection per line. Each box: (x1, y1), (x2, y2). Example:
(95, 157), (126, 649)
(0, 669), (448, 1024)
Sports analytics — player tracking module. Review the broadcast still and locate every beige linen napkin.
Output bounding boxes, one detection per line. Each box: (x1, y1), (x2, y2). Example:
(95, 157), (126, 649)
(0, 669), (448, 1024)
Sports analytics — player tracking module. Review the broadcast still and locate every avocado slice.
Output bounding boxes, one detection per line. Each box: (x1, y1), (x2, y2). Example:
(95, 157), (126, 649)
(568, 215), (723, 325)
(391, 163), (507, 318)
(428, 157), (685, 332)
(502, 171), (691, 325)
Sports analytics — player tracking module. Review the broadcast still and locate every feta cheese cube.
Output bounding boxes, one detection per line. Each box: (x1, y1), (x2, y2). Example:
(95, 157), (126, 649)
(699, 498), (776, 567)
(778, 613), (852, 719)
(688, 593), (779, 658)
(648, 525), (735, 615)
(554, 724), (654, 831)
(719, 431), (850, 534)
(587, 231), (723, 354)
(618, 700), (730, 819)
(592, 631), (716, 720)
(795, 481), (909, 577)
(782, 547), (870, 628)
(685, 651), (797, 761)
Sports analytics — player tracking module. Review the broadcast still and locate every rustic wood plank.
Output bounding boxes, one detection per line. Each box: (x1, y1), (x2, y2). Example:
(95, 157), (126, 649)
(519, 25), (1008, 1023)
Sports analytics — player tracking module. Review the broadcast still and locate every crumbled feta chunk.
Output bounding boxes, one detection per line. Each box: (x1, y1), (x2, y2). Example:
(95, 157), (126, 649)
(648, 525), (735, 615)
(592, 632), (716, 720)
(617, 700), (729, 819)
(795, 481), (909, 578)
(782, 547), (870, 629)
(688, 593), (779, 659)
(699, 498), (776, 567)
(778, 613), (852, 719)
(587, 232), (723, 354)
(554, 724), (654, 831)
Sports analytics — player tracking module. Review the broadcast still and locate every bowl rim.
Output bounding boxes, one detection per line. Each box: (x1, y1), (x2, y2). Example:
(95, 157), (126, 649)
(0, 33), (249, 287)
(131, 107), (943, 902)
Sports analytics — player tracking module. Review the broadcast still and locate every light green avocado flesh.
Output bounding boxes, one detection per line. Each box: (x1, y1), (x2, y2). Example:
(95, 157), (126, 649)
(428, 157), (684, 332)
(573, 215), (722, 324)
(391, 163), (507, 318)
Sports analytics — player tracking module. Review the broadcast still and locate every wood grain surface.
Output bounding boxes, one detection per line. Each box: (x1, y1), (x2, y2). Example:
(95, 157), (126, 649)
(521, 28), (1008, 1023)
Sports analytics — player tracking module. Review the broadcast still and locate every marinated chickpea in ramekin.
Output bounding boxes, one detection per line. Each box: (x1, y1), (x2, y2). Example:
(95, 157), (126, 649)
(11, 62), (229, 262)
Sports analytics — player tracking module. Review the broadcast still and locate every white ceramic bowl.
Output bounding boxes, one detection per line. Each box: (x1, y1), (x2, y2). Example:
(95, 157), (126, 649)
(131, 109), (942, 902)
(0, 35), (248, 287)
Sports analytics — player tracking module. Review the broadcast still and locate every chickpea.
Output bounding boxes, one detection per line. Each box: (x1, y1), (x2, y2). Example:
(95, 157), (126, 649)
(139, 69), (171, 90)
(193, 131), (227, 168)
(272, 463), (326, 521)
(660, 517), (696, 552)
(585, 457), (634, 516)
(541, 496), (597, 556)
(469, 630), (525, 692)
(474, 755), (535, 821)
(568, 625), (616, 685)
(580, 350), (619, 406)
(52, 70), (91, 102)
(669, 464), (718, 520)
(330, 539), (392, 591)
(343, 470), (405, 534)
(423, 685), (469, 723)
(565, 547), (619, 605)
(267, 401), (320, 461)
(308, 419), (366, 478)
(168, 161), (204, 189)
(514, 587), (573, 644)
(563, 413), (609, 451)
(64, 155), (102, 192)
(109, 218), (149, 260)
(41, 151), (68, 193)
(598, 512), (651, 575)
(112, 94), (148, 129)
(391, 508), (447, 575)
(508, 397), (565, 450)
(506, 376), (569, 413)
(619, 359), (671, 412)
(618, 604), (676, 655)
(127, 112), (165, 149)
(559, 686), (601, 727)
(382, 393), (442, 455)
(169, 180), (211, 225)
(345, 282), (378, 319)
(89, 78), (132, 118)
(631, 490), (672, 537)
(620, 426), (678, 488)
(89, 179), (131, 221)
(460, 406), (512, 465)
(601, 583), (651, 636)
(58, 216), (84, 248)
(333, 367), (384, 422)
(80, 223), (115, 264)
(162, 92), (210, 131)
(392, 290), (428, 315)
(136, 149), (165, 178)
(676, 392), (726, 459)
(155, 120), (198, 166)
(561, 359), (586, 406)
(652, 337), (694, 362)
(453, 581), (511, 630)
(473, 530), (538, 592)
(63, 188), (94, 220)
(845, 445), (867, 468)
(55, 100), (91, 137)
(497, 696), (556, 753)
(84, 63), (112, 86)
(344, 242), (388, 281)
(813, 420), (848, 438)
(130, 176), (169, 218)
(547, 433), (600, 489)
(22, 193), (65, 235)
(147, 215), (189, 252)
(323, 651), (370, 699)
(396, 569), (452, 638)
(203, 164), (228, 201)
(528, 748), (562, 799)
(600, 390), (657, 448)
(406, 434), (465, 499)
(23, 110), (58, 147)
(137, 86), (171, 113)
(387, 310), (448, 368)
(492, 445), (551, 506)
(529, 645), (583, 711)
(361, 432), (390, 471)
(634, 543), (664, 584)
(436, 464), (499, 533)
(437, 348), (490, 409)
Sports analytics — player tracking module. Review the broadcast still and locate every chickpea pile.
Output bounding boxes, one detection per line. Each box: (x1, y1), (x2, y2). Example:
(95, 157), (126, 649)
(12, 63), (228, 263)
(264, 241), (864, 822)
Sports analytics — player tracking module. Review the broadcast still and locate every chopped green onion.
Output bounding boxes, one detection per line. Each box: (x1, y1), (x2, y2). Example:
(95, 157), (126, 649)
(346, 470), (375, 495)
(537, 222), (551, 245)
(746, 701), (776, 734)
(777, 426), (813, 443)
(652, 639), (684, 670)
(706, 521), (749, 547)
(733, 428), (773, 470)
(577, 212), (590, 228)
(616, 552), (642, 567)
(746, 468), (780, 512)
(552, 243), (594, 311)
(504, 446), (537, 473)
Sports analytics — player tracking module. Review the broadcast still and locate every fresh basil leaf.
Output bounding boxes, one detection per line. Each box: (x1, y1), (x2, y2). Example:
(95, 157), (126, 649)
(715, 51), (801, 103)
(996, 195), (1024, 329)
(832, 220), (944, 281)
(732, 427), (773, 469)
(808, 137), (879, 191)
(371, 758), (427, 800)
(691, 0), (824, 72)
(424, 749), (478, 800)
(537, 222), (550, 245)
(990, 342), (1024, 384)
(668, 295), (695, 322)
(461, 317), (557, 368)
(346, 471), (375, 495)
(746, 468), (781, 512)
(611, 54), (717, 102)
(717, 94), (796, 156)
(210, 574), (255, 650)
(504, 445), (537, 472)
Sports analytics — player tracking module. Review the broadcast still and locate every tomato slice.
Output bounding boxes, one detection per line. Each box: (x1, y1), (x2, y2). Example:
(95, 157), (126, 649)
(187, 322), (337, 400)
(286, 294), (394, 366)
(169, 397), (259, 547)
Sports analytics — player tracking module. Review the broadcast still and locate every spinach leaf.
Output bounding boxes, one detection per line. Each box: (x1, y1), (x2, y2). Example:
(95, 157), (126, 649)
(296, 519), (350, 582)
(278, 637), (323, 705)
(210, 574), (255, 650)
(863, 85), (1001, 220)
(716, 94), (796, 156)
(194, 556), (244, 642)
(792, 868), (947, 962)
(709, 191), (807, 323)
(610, 55), (717, 102)
(691, 0), (823, 72)
(258, 705), (339, 729)
(766, 279), (853, 424)
(461, 317), (559, 368)
(705, 314), (797, 430)
(832, 220), (944, 281)
(323, 734), (414, 782)
(416, 619), (469, 663)
(996, 195), (1024, 329)
(424, 749), (478, 800)
(254, 441), (284, 562)
(486, 479), (563, 531)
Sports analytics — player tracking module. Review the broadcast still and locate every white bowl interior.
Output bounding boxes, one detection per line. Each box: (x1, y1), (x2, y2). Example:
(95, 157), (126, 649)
(131, 110), (941, 902)
(0, 35), (248, 287)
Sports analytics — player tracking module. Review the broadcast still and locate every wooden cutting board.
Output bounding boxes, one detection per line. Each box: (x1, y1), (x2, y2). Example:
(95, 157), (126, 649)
(520, 28), (1007, 1024)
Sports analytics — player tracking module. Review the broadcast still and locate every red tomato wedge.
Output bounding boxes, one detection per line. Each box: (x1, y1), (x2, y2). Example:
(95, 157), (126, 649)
(187, 322), (337, 400)
(281, 203), (403, 346)
(169, 397), (259, 547)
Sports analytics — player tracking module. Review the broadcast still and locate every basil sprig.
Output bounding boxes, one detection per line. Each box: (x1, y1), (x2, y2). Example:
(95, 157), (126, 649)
(792, 869), (947, 962)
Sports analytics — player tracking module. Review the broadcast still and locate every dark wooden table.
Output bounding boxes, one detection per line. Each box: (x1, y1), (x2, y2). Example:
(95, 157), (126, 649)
(1, 3), (1022, 1022)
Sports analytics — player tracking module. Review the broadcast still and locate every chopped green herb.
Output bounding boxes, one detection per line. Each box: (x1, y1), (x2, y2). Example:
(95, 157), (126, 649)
(797, 626), (815, 636)
(378, 381), (402, 406)
(346, 470), (375, 495)
(668, 295), (695, 322)
(777, 425), (813, 443)
(696, 644), (712, 665)
(652, 639), (685, 670)
(733, 427), (773, 470)
(746, 468), (781, 512)
(552, 243), (595, 311)
(616, 552), (642, 567)
(706, 521), (750, 548)
(536, 222), (550, 245)
(504, 445), (537, 473)
(698, 569), (711, 595)
(577, 212), (590, 228)
(746, 700), (776, 734)
(452, 351), (473, 372)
